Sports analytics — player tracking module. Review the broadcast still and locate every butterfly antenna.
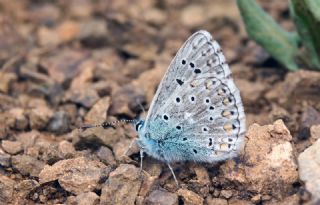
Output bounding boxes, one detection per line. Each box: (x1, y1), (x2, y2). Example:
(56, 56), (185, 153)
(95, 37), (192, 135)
(80, 119), (138, 132)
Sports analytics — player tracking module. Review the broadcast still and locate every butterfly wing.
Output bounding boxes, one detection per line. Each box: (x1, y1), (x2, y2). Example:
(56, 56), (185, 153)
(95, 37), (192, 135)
(142, 30), (245, 163)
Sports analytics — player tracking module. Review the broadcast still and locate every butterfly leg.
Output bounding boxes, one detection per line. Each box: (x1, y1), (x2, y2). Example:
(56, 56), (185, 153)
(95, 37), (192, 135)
(139, 149), (144, 174)
(167, 163), (179, 187)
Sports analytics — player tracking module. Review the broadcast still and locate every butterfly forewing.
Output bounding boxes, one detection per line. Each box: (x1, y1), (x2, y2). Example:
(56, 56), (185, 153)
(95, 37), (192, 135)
(143, 30), (245, 163)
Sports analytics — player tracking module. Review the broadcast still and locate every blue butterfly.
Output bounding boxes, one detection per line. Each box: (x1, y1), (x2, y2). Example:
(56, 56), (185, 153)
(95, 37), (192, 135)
(82, 30), (246, 186)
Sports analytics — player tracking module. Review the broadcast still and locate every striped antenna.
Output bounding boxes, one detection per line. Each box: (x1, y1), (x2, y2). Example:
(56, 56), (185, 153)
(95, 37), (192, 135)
(80, 119), (138, 132)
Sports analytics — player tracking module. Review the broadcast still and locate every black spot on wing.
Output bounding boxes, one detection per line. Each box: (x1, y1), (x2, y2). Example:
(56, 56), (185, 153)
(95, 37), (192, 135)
(176, 79), (184, 85)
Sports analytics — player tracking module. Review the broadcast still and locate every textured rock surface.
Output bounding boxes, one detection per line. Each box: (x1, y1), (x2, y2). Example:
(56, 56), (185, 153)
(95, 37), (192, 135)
(221, 120), (298, 198)
(298, 139), (320, 202)
(177, 188), (204, 205)
(39, 157), (109, 194)
(100, 164), (142, 205)
(0, 175), (15, 204)
(145, 189), (178, 205)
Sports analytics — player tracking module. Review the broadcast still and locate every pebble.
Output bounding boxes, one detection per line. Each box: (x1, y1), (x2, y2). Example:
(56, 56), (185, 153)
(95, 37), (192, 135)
(74, 192), (99, 205)
(96, 146), (116, 166)
(0, 148), (10, 167)
(0, 175), (15, 204)
(78, 19), (109, 48)
(48, 111), (71, 134)
(1, 140), (23, 154)
(28, 103), (54, 130)
(0, 71), (17, 94)
(206, 197), (228, 205)
(100, 164), (142, 205)
(221, 120), (298, 198)
(8, 108), (28, 130)
(145, 189), (178, 205)
(65, 88), (100, 108)
(58, 140), (76, 158)
(11, 155), (45, 177)
(85, 96), (110, 124)
(220, 190), (233, 199)
(177, 188), (204, 205)
(39, 157), (109, 194)
(298, 138), (320, 202)
(310, 124), (320, 143)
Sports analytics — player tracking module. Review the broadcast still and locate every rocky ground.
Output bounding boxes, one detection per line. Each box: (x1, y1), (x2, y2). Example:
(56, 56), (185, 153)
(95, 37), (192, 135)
(0, 0), (320, 204)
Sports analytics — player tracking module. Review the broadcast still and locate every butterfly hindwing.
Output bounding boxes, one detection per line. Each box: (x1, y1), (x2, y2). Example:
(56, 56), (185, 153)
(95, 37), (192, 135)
(142, 30), (245, 163)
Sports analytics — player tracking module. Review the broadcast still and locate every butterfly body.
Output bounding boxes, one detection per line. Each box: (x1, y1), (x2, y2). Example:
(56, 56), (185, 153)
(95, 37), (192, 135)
(134, 30), (245, 184)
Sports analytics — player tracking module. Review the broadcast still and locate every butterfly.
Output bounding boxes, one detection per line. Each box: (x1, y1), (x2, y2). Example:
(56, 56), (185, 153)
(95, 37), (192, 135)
(133, 30), (246, 185)
(81, 30), (246, 186)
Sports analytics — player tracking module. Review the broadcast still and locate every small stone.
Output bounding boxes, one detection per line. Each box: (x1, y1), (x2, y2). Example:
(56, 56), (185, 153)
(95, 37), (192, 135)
(1, 140), (23, 154)
(310, 124), (320, 143)
(138, 172), (157, 198)
(40, 49), (90, 84)
(74, 192), (99, 205)
(100, 164), (142, 205)
(11, 155), (45, 177)
(85, 96), (110, 124)
(144, 8), (167, 26)
(299, 106), (320, 140)
(96, 146), (116, 166)
(78, 126), (119, 148)
(180, 5), (206, 27)
(78, 19), (108, 48)
(0, 148), (10, 167)
(220, 190), (233, 199)
(58, 140), (76, 158)
(108, 85), (146, 118)
(0, 71), (17, 94)
(28, 103), (54, 130)
(48, 111), (71, 134)
(145, 189), (178, 205)
(39, 157), (108, 194)
(251, 194), (261, 203)
(65, 88), (100, 108)
(298, 138), (320, 202)
(265, 70), (320, 105)
(57, 20), (80, 43)
(14, 180), (40, 202)
(221, 120), (298, 198)
(193, 165), (210, 185)
(0, 175), (15, 204)
(15, 130), (39, 150)
(8, 108), (28, 130)
(206, 197), (227, 205)
(228, 199), (254, 205)
(37, 26), (61, 47)
(177, 188), (204, 205)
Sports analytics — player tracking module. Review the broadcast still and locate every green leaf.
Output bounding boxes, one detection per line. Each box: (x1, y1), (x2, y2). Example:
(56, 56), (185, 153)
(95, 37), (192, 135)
(290, 0), (320, 70)
(237, 0), (299, 71)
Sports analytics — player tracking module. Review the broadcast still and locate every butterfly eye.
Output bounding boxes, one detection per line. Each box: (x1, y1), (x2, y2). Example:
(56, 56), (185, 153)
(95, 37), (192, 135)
(135, 121), (144, 131)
